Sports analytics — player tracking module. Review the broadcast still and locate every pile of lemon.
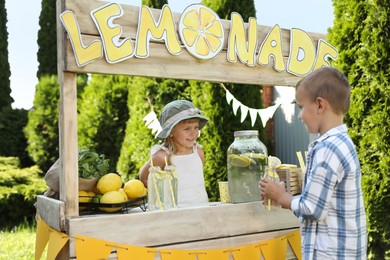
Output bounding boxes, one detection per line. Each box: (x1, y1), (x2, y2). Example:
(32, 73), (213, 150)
(78, 173), (147, 213)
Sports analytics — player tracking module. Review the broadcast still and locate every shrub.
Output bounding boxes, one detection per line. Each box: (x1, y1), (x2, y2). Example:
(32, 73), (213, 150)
(0, 157), (47, 229)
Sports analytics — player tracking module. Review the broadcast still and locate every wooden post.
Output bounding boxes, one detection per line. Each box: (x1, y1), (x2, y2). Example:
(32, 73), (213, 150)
(57, 0), (79, 218)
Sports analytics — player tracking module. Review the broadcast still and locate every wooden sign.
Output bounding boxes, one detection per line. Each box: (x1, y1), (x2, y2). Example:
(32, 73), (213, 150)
(58, 0), (338, 86)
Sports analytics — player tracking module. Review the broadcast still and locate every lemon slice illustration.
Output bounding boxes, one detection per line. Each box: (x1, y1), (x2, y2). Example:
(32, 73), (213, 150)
(179, 4), (224, 60)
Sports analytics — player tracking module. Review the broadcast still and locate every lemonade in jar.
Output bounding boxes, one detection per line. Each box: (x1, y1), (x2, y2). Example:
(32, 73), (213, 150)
(227, 130), (268, 203)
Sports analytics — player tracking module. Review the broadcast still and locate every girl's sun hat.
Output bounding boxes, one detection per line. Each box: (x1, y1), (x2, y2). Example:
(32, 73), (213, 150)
(157, 100), (208, 140)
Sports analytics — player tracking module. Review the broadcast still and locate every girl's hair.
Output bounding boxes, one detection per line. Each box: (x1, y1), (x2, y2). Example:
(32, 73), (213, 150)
(296, 67), (350, 114)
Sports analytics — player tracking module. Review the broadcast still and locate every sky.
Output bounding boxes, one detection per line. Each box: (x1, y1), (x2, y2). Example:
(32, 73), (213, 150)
(5, 0), (333, 109)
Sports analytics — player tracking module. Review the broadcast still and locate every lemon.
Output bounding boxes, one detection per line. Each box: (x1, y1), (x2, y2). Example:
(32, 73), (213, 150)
(78, 190), (90, 203)
(119, 188), (128, 202)
(79, 190), (91, 211)
(124, 179), (147, 200)
(228, 154), (255, 167)
(179, 5), (224, 59)
(96, 173), (122, 194)
(268, 156), (282, 168)
(99, 190), (125, 212)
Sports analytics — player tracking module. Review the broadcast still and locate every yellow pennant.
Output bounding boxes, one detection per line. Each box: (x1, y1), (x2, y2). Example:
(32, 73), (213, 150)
(47, 229), (69, 260)
(258, 235), (287, 260)
(160, 248), (229, 260)
(231, 243), (261, 259)
(117, 244), (157, 260)
(35, 215), (50, 260)
(287, 230), (302, 260)
(75, 235), (114, 260)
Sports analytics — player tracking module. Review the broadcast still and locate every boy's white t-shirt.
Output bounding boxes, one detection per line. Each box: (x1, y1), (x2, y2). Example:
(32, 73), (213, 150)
(150, 144), (209, 206)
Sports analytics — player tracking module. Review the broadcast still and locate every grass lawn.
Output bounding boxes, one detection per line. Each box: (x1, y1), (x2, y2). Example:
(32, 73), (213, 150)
(0, 222), (46, 260)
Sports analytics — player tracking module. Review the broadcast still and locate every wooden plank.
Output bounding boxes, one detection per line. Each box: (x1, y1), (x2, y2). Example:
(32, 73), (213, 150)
(67, 202), (299, 258)
(65, 37), (302, 86)
(58, 0), (79, 217)
(36, 195), (66, 231)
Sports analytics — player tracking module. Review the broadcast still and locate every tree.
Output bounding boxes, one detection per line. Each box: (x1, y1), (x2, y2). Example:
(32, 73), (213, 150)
(78, 74), (130, 172)
(0, 0), (13, 109)
(36, 0), (57, 77)
(25, 75), (87, 172)
(328, 0), (390, 258)
(0, 107), (33, 167)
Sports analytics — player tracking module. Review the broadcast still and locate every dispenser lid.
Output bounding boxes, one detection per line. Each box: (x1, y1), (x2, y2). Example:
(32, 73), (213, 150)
(234, 130), (258, 137)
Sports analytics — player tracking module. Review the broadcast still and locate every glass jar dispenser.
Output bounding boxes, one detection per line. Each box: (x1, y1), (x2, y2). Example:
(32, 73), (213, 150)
(227, 130), (268, 203)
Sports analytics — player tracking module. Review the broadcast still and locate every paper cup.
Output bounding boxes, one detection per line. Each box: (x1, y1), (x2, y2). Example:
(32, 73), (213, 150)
(218, 181), (231, 203)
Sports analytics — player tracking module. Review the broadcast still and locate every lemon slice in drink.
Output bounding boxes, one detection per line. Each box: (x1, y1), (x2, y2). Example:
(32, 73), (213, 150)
(229, 154), (255, 167)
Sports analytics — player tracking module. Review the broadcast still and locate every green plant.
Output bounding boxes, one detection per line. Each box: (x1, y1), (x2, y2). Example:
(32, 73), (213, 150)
(78, 149), (111, 179)
(0, 157), (47, 229)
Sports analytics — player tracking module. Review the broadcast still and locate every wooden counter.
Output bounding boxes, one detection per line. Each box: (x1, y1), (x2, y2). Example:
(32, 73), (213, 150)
(64, 202), (299, 259)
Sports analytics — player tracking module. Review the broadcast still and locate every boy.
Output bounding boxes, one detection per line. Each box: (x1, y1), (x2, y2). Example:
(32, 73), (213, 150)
(260, 67), (367, 259)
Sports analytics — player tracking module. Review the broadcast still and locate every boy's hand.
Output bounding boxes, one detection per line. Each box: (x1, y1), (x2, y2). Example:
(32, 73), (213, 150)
(259, 178), (292, 209)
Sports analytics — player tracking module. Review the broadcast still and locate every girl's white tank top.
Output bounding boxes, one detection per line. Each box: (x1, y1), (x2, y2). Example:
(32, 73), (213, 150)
(151, 144), (209, 206)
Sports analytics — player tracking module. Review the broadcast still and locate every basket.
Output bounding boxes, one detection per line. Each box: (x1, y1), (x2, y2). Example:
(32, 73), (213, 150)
(276, 167), (304, 196)
(79, 196), (147, 214)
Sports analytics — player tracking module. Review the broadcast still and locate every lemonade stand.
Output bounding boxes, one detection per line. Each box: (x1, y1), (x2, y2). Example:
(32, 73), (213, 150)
(35, 0), (337, 258)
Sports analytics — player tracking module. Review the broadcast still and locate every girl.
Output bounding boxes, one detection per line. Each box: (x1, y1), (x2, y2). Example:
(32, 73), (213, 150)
(139, 100), (209, 206)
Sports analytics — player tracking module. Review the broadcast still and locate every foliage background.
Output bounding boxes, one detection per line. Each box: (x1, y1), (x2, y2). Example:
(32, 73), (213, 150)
(328, 0), (390, 258)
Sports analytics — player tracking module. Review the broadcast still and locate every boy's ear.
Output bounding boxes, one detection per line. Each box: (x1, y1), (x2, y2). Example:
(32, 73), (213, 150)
(316, 97), (326, 113)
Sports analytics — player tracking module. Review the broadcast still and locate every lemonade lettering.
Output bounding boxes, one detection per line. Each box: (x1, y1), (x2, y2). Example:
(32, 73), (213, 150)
(59, 2), (338, 76)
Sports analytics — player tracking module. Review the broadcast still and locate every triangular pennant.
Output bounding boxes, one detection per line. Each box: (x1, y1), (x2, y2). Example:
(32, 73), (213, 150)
(116, 244), (157, 260)
(231, 243), (261, 259)
(232, 98), (241, 116)
(240, 105), (249, 123)
(47, 229), (69, 260)
(258, 236), (288, 260)
(35, 216), (50, 260)
(75, 235), (113, 260)
(266, 103), (280, 117)
(249, 108), (258, 126)
(225, 90), (234, 104)
(143, 111), (157, 126)
(287, 230), (302, 260)
(147, 119), (163, 137)
(197, 249), (231, 260)
(160, 249), (196, 260)
(258, 108), (269, 128)
(160, 248), (229, 260)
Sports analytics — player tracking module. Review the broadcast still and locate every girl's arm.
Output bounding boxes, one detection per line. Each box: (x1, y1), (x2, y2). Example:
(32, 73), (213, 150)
(197, 147), (205, 164)
(139, 150), (168, 187)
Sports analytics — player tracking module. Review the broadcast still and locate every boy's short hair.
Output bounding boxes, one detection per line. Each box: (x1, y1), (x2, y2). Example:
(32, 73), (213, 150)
(296, 67), (350, 114)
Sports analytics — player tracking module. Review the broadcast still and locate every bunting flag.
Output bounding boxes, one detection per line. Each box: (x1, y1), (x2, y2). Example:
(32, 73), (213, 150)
(75, 235), (113, 260)
(222, 84), (281, 127)
(287, 230), (302, 260)
(35, 215), (69, 260)
(47, 229), (69, 260)
(35, 217), (301, 260)
(35, 215), (50, 260)
(116, 244), (157, 259)
(143, 110), (162, 137)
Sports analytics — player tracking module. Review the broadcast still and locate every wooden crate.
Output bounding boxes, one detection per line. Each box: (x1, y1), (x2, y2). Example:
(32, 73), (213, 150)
(277, 168), (304, 196)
